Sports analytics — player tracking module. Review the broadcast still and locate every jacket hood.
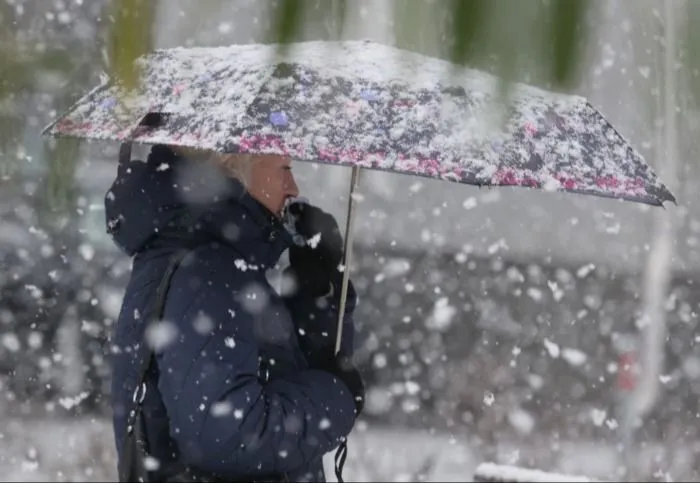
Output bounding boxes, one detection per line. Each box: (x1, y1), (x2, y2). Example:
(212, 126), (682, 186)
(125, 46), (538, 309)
(104, 144), (292, 266)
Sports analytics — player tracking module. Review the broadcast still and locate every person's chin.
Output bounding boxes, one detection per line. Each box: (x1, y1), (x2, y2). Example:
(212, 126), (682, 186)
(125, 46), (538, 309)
(270, 206), (283, 218)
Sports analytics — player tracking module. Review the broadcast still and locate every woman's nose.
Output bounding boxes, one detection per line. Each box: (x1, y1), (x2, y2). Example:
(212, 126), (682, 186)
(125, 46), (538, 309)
(286, 175), (300, 198)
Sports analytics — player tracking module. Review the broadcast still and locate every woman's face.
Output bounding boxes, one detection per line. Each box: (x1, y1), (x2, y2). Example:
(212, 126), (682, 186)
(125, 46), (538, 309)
(246, 155), (300, 217)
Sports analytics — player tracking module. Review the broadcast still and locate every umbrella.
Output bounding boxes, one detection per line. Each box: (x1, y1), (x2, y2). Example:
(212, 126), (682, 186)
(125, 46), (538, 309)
(42, 40), (677, 353)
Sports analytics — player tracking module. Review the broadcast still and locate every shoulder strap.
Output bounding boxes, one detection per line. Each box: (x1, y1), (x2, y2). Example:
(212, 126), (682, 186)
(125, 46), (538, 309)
(132, 249), (192, 407)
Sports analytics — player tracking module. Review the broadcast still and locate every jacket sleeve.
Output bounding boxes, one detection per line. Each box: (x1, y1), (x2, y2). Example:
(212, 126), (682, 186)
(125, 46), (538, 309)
(155, 262), (357, 477)
(283, 277), (358, 366)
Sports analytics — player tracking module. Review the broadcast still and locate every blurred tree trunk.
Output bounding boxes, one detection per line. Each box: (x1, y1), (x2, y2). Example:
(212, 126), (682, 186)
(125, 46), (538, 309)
(108, 0), (156, 92)
(634, 0), (679, 421)
(56, 306), (85, 397)
(0, 1), (114, 404)
(623, 2), (681, 476)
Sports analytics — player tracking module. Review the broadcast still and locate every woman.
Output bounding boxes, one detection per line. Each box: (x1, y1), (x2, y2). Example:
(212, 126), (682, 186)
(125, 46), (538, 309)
(106, 144), (364, 482)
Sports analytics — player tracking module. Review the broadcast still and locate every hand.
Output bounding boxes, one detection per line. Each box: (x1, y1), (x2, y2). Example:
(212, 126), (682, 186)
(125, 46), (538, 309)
(286, 202), (345, 297)
(288, 202), (344, 270)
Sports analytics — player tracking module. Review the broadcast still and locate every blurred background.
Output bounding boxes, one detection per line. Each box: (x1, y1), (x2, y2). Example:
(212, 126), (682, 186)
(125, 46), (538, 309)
(1, 0), (699, 481)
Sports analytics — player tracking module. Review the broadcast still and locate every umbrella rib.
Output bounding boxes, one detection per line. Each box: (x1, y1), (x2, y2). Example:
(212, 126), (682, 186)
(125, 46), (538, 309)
(41, 81), (108, 136)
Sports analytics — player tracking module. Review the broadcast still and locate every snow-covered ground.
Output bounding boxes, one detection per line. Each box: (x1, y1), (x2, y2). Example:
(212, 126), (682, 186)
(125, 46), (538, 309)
(1, 415), (692, 482)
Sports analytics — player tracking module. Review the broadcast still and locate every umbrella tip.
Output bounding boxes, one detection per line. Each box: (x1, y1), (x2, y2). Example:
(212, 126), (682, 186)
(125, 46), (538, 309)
(662, 191), (678, 208)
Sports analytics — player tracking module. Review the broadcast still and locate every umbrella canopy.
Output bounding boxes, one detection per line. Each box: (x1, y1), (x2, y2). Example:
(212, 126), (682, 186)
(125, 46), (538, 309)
(43, 40), (675, 206)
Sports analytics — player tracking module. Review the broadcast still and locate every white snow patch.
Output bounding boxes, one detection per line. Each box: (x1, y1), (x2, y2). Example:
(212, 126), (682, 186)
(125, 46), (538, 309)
(474, 462), (598, 482)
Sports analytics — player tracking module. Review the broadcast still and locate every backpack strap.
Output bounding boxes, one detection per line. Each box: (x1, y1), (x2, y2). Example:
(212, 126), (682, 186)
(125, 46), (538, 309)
(127, 249), (192, 424)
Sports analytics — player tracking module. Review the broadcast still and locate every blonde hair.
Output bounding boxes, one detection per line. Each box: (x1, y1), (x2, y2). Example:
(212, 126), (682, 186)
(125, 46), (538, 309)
(170, 146), (255, 187)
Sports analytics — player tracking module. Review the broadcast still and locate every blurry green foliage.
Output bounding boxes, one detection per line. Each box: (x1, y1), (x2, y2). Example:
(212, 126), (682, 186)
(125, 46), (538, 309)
(447, 0), (490, 68)
(548, 0), (589, 89)
(273, 0), (593, 91)
(107, 0), (156, 92)
(685, 0), (700, 107)
(98, 0), (700, 101)
(0, 1), (107, 219)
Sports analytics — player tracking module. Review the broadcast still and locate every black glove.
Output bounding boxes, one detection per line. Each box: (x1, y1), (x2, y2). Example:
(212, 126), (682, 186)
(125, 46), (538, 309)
(319, 355), (365, 417)
(286, 202), (345, 298)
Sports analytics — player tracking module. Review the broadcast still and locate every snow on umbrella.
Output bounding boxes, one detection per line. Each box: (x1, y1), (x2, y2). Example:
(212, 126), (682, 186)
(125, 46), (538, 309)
(42, 40), (675, 207)
(42, 40), (677, 354)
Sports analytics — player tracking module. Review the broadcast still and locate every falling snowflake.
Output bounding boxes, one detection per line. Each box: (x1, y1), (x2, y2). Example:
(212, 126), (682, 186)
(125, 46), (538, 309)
(462, 197), (478, 210)
(144, 456), (161, 471)
(562, 348), (587, 366)
(307, 233), (322, 249)
(547, 280), (564, 301)
(2, 333), (20, 352)
(590, 408), (607, 427)
(211, 401), (233, 417)
(145, 321), (179, 350)
(576, 263), (596, 278)
(58, 391), (90, 410)
(543, 338), (560, 358)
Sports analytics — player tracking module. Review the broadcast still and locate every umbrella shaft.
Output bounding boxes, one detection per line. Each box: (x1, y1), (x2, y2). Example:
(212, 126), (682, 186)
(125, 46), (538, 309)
(335, 166), (361, 355)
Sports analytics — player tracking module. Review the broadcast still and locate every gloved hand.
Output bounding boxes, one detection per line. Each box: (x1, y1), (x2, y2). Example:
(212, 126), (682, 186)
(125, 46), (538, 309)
(286, 202), (345, 298)
(318, 354), (365, 416)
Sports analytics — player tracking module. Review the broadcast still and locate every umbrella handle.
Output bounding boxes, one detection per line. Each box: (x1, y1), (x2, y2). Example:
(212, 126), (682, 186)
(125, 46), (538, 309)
(335, 166), (361, 356)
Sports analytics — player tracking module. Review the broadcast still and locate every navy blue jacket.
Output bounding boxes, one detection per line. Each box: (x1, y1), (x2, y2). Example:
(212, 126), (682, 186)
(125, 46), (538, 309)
(107, 145), (358, 482)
